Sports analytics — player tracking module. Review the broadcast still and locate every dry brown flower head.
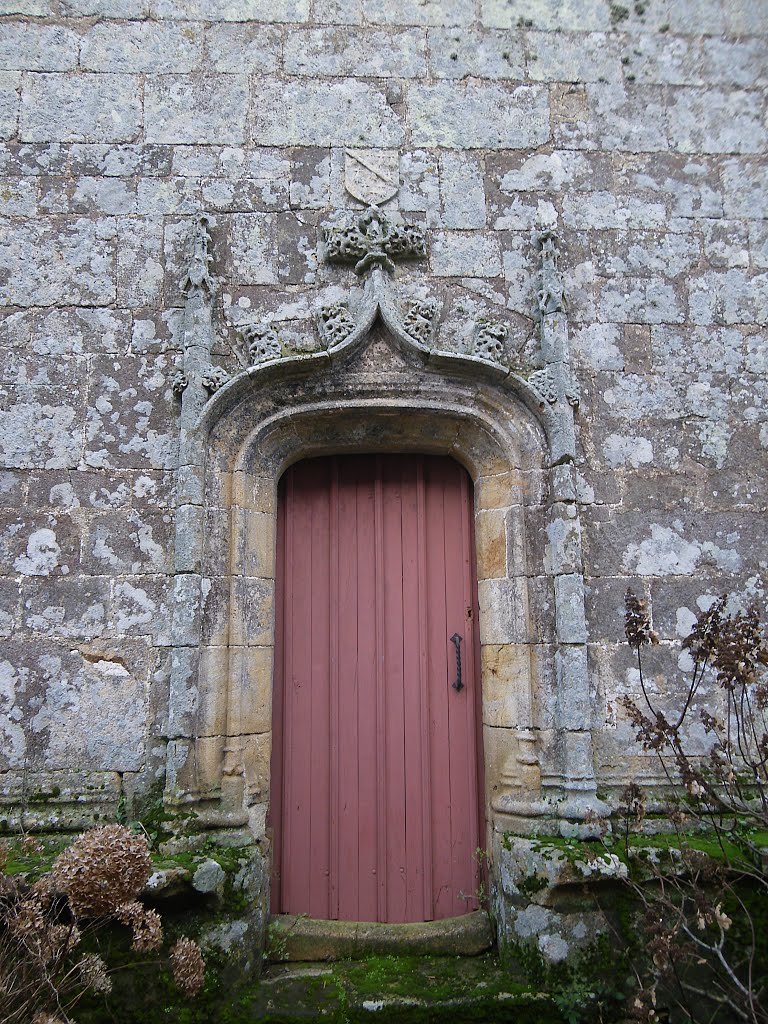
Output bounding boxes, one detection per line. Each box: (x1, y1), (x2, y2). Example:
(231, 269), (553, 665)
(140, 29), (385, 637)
(170, 937), (206, 997)
(50, 824), (152, 917)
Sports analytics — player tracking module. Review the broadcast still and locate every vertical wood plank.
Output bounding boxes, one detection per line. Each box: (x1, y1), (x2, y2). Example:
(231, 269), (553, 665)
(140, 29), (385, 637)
(269, 477), (287, 913)
(329, 459), (340, 919)
(337, 457), (361, 920)
(355, 458), (379, 921)
(382, 458), (407, 922)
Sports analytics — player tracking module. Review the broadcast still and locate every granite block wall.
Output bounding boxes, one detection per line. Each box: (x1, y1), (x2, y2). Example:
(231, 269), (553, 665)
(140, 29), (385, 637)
(0, 0), (766, 826)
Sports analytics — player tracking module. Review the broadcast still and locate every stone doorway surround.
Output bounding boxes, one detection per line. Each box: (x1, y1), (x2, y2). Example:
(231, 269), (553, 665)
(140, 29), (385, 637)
(164, 212), (605, 877)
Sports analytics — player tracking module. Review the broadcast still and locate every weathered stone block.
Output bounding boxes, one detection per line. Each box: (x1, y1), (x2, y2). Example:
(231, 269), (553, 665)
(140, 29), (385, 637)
(145, 75), (248, 145)
(527, 31), (622, 83)
(722, 158), (768, 219)
(409, 83), (549, 149)
(428, 29), (525, 79)
(0, 23), (79, 70)
(284, 27), (426, 77)
(203, 23), (282, 72)
(232, 509), (276, 580)
(229, 645), (273, 735)
(555, 645), (590, 729)
(21, 74), (141, 143)
(439, 152), (487, 229)
(600, 277), (684, 325)
(554, 574), (587, 643)
(81, 22), (203, 73)
(251, 79), (403, 147)
(688, 270), (768, 327)
(61, 0), (148, 13)
(243, 731), (271, 803)
(668, 88), (767, 155)
(0, 218), (117, 307)
(151, 0), (308, 19)
(553, 83), (667, 152)
(0, 72), (21, 139)
(1, 643), (146, 771)
(230, 577), (274, 647)
(110, 576), (172, 645)
(480, 644), (530, 727)
(196, 645), (228, 736)
(666, 0), (726, 35)
(544, 509), (582, 576)
(430, 232), (502, 278)
(363, 0), (470, 24)
(478, 577), (531, 645)
(481, 0), (611, 30)
(226, 212), (279, 285)
(22, 576), (110, 640)
(475, 508), (507, 581)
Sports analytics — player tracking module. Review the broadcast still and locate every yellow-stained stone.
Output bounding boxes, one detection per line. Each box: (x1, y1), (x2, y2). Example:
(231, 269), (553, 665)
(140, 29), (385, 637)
(229, 645), (274, 735)
(475, 508), (507, 580)
(197, 645), (230, 736)
(243, 731), (272, 803)
(480, 643), (529, 727)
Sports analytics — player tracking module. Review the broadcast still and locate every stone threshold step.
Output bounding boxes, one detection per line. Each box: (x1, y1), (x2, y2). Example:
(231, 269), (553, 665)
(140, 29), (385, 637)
(252, 953), (557, 1023)
(266, 910), (494, 961)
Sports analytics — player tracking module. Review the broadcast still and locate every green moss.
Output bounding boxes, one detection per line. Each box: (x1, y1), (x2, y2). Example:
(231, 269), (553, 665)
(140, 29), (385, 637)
(517, 872), (549, 897)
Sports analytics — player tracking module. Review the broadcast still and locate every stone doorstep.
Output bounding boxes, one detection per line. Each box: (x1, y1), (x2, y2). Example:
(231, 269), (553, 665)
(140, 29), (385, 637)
(267, 910), (495, 962)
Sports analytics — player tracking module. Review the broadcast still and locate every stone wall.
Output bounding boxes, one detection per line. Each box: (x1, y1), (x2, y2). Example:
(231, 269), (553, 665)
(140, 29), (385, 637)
(1, 0), (766, 847)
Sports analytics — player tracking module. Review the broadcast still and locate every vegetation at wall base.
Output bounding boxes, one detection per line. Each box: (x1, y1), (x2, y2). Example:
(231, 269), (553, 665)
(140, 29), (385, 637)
(601, 591), (768, 1024)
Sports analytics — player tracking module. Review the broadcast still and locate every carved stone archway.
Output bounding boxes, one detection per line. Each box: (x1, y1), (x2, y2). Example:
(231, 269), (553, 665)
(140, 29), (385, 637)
(165, 218), (603, 860)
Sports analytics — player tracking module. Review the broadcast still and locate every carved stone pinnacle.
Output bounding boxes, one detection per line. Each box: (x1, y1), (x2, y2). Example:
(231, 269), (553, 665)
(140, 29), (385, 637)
(537, 228), (566, 316)
(180, 214), (215, 297)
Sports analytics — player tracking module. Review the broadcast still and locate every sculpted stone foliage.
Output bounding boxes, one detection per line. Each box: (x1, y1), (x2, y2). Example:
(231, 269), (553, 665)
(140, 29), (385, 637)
(529, 365), (580, 408)
(200, 365), (230, 393)
(402, 298), (438, 346)
(317, 301), (357, 347)
(169, 369), (188, 396)
(323, 206), (427, 275)
(473, 319), (509, 363)
(240, 323), (282, 365)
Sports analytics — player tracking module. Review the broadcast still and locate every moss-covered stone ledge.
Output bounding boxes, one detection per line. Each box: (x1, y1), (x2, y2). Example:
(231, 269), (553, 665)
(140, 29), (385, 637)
(492, 834), (627, 966)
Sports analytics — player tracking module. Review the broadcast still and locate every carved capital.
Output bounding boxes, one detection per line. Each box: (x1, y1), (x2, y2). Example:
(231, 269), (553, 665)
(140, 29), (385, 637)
(537, 228), (566, 316)
(323, 206), (427, 276)
(240, 323), (281, 365)
(180, 214), (215, 298)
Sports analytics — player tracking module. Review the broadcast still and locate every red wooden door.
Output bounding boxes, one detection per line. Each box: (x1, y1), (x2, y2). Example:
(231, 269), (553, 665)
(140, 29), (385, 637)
(270, 454), (482, 923)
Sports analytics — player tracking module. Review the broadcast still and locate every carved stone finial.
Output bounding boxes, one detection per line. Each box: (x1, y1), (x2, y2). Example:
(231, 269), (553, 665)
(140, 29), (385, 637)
(317, 301), (357, 347)
(537, 229), (565, 316)
(323, 206), (427, 276)
(180, 214), (215, 297)
(402, 298), (437, 346)
(473, 319), (508, 363)
(201, 364), (230, 393)
(240, 323), (281, 365)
